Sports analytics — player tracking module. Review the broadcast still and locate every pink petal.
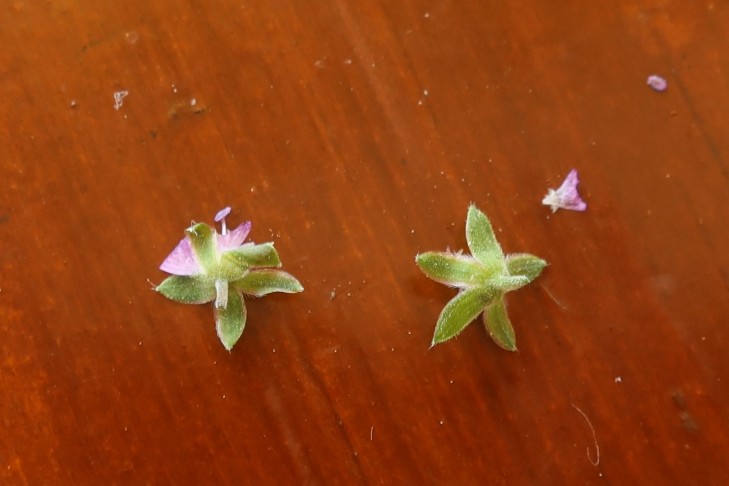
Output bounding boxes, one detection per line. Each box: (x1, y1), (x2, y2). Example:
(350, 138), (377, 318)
(160, 237), (202, 275)
(217, 221), (252, 250)
(542, 169), (587, 212)
(557, 169), (586, 211)
(646, 75), (667, 92)
(559, 195), (587, 211)
(214, 206), (231, 222)
(557, 169), (579, 192)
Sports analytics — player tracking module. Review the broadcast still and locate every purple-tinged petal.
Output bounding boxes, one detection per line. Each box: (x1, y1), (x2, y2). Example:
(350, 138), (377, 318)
(160, 237), (202, 275)
(217, 221), (252, 250)
(558, 195), (587, 211)
(215, 206), (232, 222)
(542, 169), (587, 213)
(646, 74), (667, 92)
(558, 169), (580, 192)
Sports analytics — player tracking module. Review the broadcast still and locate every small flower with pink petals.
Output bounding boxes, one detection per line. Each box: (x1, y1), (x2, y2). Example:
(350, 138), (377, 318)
(156, 207), (303, 350)
(542, 169), (587, 213)
(159, 211), (251, 277)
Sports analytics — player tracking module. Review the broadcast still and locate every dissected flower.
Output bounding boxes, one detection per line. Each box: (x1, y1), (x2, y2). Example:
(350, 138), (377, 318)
(542, 169), (587, 213)
(156, 207), (303, 350)
(646, 74), (667, 92)
(415, 205), (546, 350)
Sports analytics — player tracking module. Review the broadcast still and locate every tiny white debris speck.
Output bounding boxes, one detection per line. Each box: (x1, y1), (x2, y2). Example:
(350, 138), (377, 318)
(439, 420), (444, 425)
(615, 376), (622, 383)
(190, 98), (197, 106)
(113, 90), (129, 110)
(124, 31), (140, 44)
(423, 89), (429, 96)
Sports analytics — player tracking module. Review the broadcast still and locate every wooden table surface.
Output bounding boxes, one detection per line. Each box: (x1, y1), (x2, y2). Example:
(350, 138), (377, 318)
(2, 1), (728, 484)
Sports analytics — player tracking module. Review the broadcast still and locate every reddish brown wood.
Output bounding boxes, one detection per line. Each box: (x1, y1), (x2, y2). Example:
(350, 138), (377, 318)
(2, 1), (728, 484)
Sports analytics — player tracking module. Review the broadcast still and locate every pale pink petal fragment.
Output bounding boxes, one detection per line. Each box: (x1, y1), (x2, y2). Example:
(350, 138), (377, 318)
(646, 75), (667, 92)
(217, 221), (252, 251)
(542, 169), (587, 213)
(160, 237), (202, 275)
(214, 206), (231, 222)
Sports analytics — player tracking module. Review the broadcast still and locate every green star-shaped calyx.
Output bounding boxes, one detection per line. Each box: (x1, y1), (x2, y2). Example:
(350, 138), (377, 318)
(416, 205), (546, 350)
(156, 208), (303, 351)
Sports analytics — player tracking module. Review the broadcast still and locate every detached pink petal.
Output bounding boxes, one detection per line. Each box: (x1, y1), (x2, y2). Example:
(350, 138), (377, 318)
(646, 74), (667, 92)
(542, 169), (587, 213)
(217, 221), (252, 251)
(160, 237), (202, 275)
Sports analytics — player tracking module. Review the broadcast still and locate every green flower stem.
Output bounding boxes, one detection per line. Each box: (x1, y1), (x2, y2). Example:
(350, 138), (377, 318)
(214, 278), (228, 309)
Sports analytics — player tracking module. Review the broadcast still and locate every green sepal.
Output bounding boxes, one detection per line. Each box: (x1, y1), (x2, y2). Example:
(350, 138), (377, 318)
(466, 205), (505, 272)
(431, 286), (499, 346)
(156, 275), (216, 304)
(215, 260), (249, 281)
(232, 269), (304, 297)
(221, 242), (281, 269)
(491, 274), (530, 292)
(484, 297), (517, 351)
(185, 223), (217, 273)
(506, 253), (547, 283)
(215, 290), (247, 351)
(415, 252), (492, 288)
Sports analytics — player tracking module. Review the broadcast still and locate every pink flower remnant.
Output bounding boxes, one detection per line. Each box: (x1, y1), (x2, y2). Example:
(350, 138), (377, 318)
(159, 208), (252, 276)
(542, 169), (587, 213)
(646, 75), (667, 92)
